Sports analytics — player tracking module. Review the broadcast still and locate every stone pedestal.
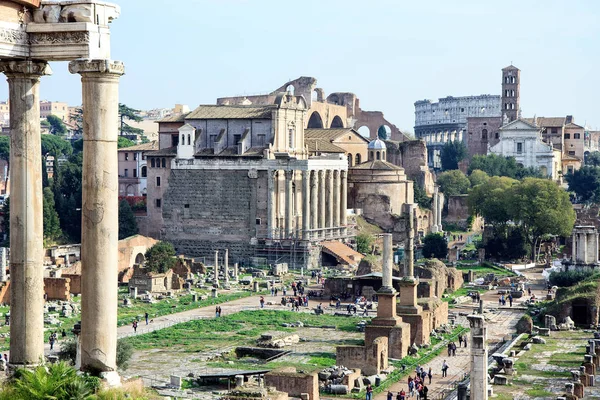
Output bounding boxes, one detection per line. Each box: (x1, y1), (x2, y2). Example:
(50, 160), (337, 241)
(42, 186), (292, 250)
(70, 59), (124, 375)
(1, 60), (51, 369)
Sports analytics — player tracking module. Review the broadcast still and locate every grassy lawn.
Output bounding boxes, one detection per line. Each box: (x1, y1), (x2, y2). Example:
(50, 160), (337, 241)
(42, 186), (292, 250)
(455, 263), (517, 278)
(442, 287), (486, 304)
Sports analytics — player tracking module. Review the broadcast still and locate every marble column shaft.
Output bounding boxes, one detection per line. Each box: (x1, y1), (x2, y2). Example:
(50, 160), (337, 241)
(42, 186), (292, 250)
(406, 204), (415, 277)
(0, 60), (51, 367)
(432, 186), (439, 232)
(318, 170), (325, 236)
(267, 170), (276, 239)
(302, 170), (310, 239)
(333, 170), (340, 231)
(284, 170), (293, 238)
(340, 170), (348, 232)
(381, 234), (393, 291)
(310, 171), (318, 239)
(224, 249), (229, 283)
(468, 315), (488, 400)
(437, 192), (444, 231)
(214, 250), (219, 283)
(70, 59), (124, 373)
(326, 170), (333, 230)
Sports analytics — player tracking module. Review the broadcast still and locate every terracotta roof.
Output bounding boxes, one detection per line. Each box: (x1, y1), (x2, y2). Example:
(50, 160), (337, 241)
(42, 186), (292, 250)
(304, 128), (369, 143)
(195, 146), (265, 158)
(524, 117), (565, 127)
(351, 160), (404, 170)
(186, 105), (276, 120)
(157, 113), (189, 123)
(565, 122), (584, 129)
(118, 141), (158, 152)
(321, 241), (364, 267)
(146, 146), (177, 156)
(562, 154), (582, 161)
(305, 139), (345, 153)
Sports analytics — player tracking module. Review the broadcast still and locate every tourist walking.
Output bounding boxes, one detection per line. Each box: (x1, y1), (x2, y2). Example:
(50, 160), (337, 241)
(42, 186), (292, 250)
(132, 320), (138, 333)
(366, 384), (373, 400)
(508, 293), (513, 307)
(408, 378), (415, 397)
(145, 312), (149, 325)
(398, 389), (406, 400)
(49, 334), (55, 350)
(260, 296), (265, 308)
(216, 306), (220, 317)
(441, 360), (448, 377)
(387, 390), (393, 400)
(218, 306), (223, 317)
(420, 385), (428, 400)
(427, 367), (432, 384)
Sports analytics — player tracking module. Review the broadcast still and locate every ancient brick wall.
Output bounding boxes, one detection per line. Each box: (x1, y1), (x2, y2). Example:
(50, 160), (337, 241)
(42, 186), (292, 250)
(385, 140), (434, 195)
(62, 274), (81, 294)
(44, 277), (70, 301)
(446, 195), (469, 222)
(265, 369), (319, 400)
(465, 117), (502, 160)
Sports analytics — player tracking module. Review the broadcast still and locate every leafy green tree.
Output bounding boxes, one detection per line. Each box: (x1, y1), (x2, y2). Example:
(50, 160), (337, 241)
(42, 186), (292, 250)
(468, 154), (543, 179)
(507, 178), (575, 261)
(71, 106), (83, 137)
(468, 176), (517, 225)
(116, 339), (133, 370)
(414, 184), (431, 209)
(46, 114), (67, 136)
(377, 126), (388, 140)
(43, 187), (61, 242)
(422, 233), (448, 259)
(118, 199), (138, 240)
(72, 139), (83, 154)
(52, 153), (82, 242)
(468, 169), (490, 187)
(119, 103), (143, 137)
(117, 136), (136, 149)
(440, 140), (467, 171)
(41, 134), (72, 158)
(356, 232), (374, 254)
(437, 170), (470, 197)
(565, 166), (600, 203)
(586, 151), (600, 167)
(145, 241), (176, 273)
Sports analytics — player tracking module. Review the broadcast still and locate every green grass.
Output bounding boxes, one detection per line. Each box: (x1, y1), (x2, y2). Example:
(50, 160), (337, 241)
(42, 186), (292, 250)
(442, 287), (486, 304)
(455, 262), (517, 278)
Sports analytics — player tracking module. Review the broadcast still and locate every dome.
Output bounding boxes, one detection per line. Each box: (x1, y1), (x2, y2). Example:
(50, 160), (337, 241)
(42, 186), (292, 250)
(368, 138), (386, 150)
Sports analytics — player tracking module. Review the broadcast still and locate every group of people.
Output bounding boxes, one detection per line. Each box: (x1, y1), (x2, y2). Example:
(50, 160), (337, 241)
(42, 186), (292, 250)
(498, 293), (513, 307)
(456, 334), (468, 348)
(279, 295), (309, 311)
(447, 341), (458, 356)
(48, 330), (67, 350)
(215, 306), (223, 317)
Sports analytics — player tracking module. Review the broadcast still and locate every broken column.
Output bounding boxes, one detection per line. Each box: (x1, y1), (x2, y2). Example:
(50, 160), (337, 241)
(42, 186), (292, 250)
(233, 263), (239, 281)
(432, 186), (439, 233)
(404, 204), (415, 278)
(437, 191), (444, 232)
(0, 60), (51, 369)
(224, 249), (229, 284)
(214, 250), (220, 286)
(364, 234), (411, 358)
(468, 314), (488, 400)
(70, 59), (124, 378)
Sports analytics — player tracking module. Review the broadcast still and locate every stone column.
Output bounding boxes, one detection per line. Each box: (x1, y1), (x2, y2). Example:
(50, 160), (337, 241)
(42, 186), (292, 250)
(302, 170), (310, 239)
(326, 170), (334, 234)
(583, 233), (588, 265)
(432, 186), (439, 233)
(267, 170), (276, 239)
(214, 250), (219, 285)
(468, 314), (488, 400)
(310, 171), (318, 239)
(70, 59), (124, 376)
(318, 170), (325, 237)
(437, 192), (444, 232)
(405, 204), (415, 278)
(381, 234), (393, 291)
(333, 170), (340, 235)
(0, 247), (7, 282)
(596, 232), (599, 263)
(340, 170), (348, 236)
(0, 60), (51, 368)
(224, 249), (229, 284)
(572, 232), (577, 262)
(285, 170), (293, 238)
(233, 263), (239, 280)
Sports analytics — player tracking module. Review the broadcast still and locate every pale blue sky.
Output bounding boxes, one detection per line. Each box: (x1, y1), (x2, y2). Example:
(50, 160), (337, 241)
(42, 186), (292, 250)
(15, 0), (600, 131)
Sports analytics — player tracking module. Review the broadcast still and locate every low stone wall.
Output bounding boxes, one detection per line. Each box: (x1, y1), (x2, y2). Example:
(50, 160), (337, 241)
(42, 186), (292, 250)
(265, 368), (319, 400)
(44, 277), (70, 301)
(62, 273), (81, 294)
(336, 337), (388, 376)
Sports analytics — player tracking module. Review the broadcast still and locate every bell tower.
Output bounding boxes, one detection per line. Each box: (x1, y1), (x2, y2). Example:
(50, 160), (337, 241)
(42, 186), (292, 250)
(501, 65), (520, 122)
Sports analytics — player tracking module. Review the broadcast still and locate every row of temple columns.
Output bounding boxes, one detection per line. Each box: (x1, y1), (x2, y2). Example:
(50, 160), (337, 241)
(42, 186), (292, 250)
(572, 228), (599, 265)
(268, 169), (347, 240)
(422, 130), (464, 144)
(0, 59), (123, 375)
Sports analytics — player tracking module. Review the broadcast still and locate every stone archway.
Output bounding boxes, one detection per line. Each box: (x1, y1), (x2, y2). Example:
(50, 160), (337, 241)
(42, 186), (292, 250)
(307, 111), (324, 129)
(331, 115), (344, 128)
(135, 253), (145, 265)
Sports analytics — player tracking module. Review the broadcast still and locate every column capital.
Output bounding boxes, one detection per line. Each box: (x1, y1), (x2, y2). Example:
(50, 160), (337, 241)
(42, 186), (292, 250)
(69, 59), (125, 76)
(0, 60), (52, 78)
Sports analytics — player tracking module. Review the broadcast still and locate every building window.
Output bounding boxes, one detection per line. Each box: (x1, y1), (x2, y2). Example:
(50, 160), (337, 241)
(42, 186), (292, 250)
(574, 133), (581, 139)
(124, 152), (129, 161)
(256, 134), (265, 146)
(161, 158), (166, 168)
(141, 166), (147, 178)
(187, 134), (191, 145)
(516, 143), (523, 154)
(234, 134), (241, 145)
(482, 129), (488, 140)
(151, 158), (155, 168)
(133, 153), (138, 161)
(289, 128), (295, 149)
(355, 154), (361, 164)
(256, 218), (261, 225)
(505, 103), (509, 110)
(155, 199), (161, 208)
(564, 133), (570, 139)
(376, 151), (380, 160)
(124, 169), (128, 177)
(347, 154), (353, 167)
(551, 128), (558, 134)
(495, 132), (499, 139)
(156, 177), (161, 187)
(133, 169), (137, 178)
(568, 151), (576, 156)
(568, 166), (574, 174)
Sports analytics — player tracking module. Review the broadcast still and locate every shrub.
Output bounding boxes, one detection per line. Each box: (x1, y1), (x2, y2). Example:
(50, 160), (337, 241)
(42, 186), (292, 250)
(356, 233), (374, 254)
(422, 233), (448, 259)
(58, 338), (77, 363)
(117, 339), (133, 370)
(549, 270), (596, 287)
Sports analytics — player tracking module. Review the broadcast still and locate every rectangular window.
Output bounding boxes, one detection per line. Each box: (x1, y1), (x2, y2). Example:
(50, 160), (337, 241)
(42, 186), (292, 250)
(551, 128), (558, 134)
(234, 134), (241, 145)
(155, 199), (161, 208)
(516, 143), (523, 154)
(256, 134), (265, 146)
(133, 169), (137, 178)
(124, 152), (129, 161)
(256, 218), (261, 225)
(568, 151), (576, 156)
(133, 153), (138, 161)
(156, 176), (161, 187)
(210, 135), (217, 148)
(564, 133), (571, 139)
(574, 133), (581, 139)
(124, 169), (128, 177)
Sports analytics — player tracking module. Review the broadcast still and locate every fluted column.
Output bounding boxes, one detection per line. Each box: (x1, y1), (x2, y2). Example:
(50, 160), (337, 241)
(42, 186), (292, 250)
(405, 204), (415, 277)
(267, 170), (276, 239)
(302, 170), (310, 239)
(340, 170), (348, 236)
(432, 186), (439, 233)
(318, 170), (325, 237)
(70, 59), (124, 374)
(437, 192), (444, 232)
(333, 170), (340, 235)
(285, 170), (293, 238)
(310, 171), (318, 239)
(326, 170), (334, 236)
(0, 60), (51, 368)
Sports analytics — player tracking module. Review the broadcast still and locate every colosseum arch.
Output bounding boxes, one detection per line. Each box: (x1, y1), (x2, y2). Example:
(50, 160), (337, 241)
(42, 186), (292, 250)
(307, 111), (324, 129)
(357, 126), (370, 138)
(331, 115), (344, 128)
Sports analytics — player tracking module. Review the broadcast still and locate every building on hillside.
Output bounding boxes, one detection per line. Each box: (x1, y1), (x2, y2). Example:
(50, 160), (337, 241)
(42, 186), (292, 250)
(304, 128), (369, 167)
(40, 100), (69, 121)
(489, 119), (561, 180)
(586, 129), (600, 156)
(146, 94), (349, 268)
(118, 141), (158, 197)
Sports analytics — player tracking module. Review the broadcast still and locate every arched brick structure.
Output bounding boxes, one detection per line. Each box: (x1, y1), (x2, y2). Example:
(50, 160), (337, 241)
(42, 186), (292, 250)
(307, 111), (324, 129)
(331, 115), (344, 128)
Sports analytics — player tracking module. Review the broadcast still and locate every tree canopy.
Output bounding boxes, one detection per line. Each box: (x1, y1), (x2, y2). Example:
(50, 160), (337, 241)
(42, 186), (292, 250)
(43, 187), (61, 243)
(41, 135), (72, 158)
(119, 103), (143, 137)
(586, 151), (600, 167)
(118, 199), (138, 240)
(145, 242), (176, 273)
(117, 136), (136, 149)
(422, 233), (448, 259)
(46, 115), (67, 136)
(468, 154), (543, 179)
(356, 232), (374, 254)
(565, 166), (600, 203)
(437, 170), (471, 197)
(440, 140), (467, 171)
(468, 169), (490, 187)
